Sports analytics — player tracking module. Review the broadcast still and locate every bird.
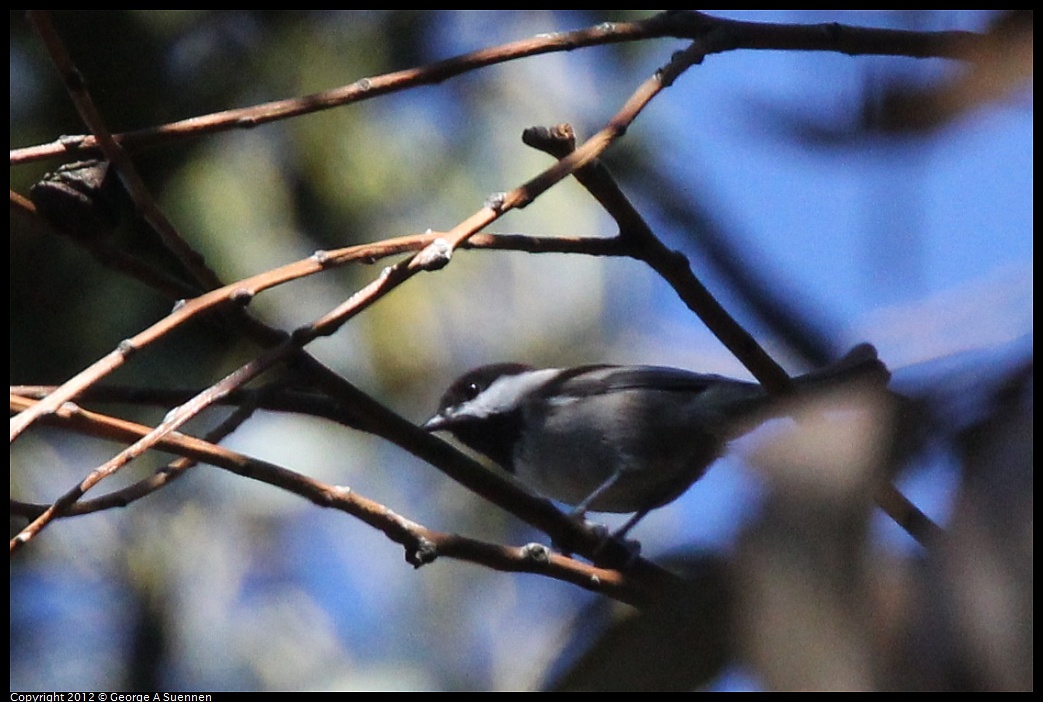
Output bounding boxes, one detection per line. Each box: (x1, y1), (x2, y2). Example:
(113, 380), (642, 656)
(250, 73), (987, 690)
(423, 344), (889, 539)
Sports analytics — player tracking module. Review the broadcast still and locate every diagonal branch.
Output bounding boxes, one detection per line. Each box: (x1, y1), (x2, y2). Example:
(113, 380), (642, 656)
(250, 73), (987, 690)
(10, 393), (662, 605)
(11, 37), (716, 560)
(522, 122), (942, 548)
(27, 11), (225, 292)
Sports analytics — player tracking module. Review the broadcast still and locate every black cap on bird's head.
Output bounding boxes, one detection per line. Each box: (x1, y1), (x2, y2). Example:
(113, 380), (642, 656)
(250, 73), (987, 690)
(423, 363), (533, 431)
(422, 363), (537, 469)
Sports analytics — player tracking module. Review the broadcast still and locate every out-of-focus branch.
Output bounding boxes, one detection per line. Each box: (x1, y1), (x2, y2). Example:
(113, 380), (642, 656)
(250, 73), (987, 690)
(522, 122), (942, 548)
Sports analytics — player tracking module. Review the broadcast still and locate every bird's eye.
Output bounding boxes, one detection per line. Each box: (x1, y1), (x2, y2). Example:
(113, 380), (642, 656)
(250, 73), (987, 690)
(462, 381), (482, 400)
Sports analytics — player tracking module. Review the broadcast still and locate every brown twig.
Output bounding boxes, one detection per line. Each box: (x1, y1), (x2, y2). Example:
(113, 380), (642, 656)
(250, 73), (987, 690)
(26, 11), (224, 293)
(9, 394), (659, 604)
(10, 11), (981, 166)
(11, 190), (202, 300)
(523, 121), (791, 392)
(10, 28), (714, 558)
(10, 11), (967, 565)
(522, 121), (944, 547)
(6, 228), (633, 443)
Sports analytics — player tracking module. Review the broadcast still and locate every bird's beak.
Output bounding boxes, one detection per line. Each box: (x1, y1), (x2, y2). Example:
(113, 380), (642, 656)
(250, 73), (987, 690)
(421, 414), (448, 432)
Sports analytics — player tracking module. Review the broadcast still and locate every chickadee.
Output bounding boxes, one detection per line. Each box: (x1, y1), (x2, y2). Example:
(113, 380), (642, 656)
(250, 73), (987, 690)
(423, 344), (889, 538)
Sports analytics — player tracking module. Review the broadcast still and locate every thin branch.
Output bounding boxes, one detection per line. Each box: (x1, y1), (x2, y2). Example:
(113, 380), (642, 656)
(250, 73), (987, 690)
(11, 190), (203, 300)
(620, 164), (839, 365)
(9, 10), (975, 568)
(9, 394), (660, 605)
(26, 11), (225, 293)
(9, 383), (276, 516)
(10, 11), (982, 165)
(6, 222), (641, 446)
(10, 28), (712, 560)
(522, 123), (944, 547)
(522, 122), (791, 391)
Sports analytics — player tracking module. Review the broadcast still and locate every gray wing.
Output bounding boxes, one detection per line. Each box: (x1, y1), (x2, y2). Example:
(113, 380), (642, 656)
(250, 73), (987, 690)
(548, 365), (771, 444)
(550, 365), (756, 398)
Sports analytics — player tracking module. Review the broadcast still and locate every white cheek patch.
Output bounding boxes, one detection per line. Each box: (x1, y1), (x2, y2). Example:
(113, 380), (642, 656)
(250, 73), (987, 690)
(471, 368), (561, 416)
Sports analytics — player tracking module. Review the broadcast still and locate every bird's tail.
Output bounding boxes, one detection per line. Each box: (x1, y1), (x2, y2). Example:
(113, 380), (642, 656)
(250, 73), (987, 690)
(797, 343), (891, 390)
